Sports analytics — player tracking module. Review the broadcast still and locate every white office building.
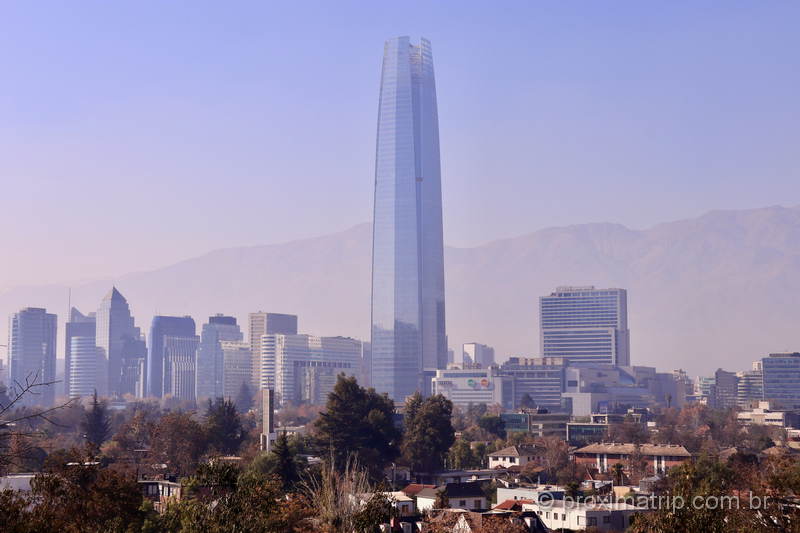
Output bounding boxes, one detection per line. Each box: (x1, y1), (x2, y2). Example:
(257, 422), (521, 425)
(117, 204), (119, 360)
(260, 334), (361, 406)
(540, 286), (630, 366)
(431, 367), (513, 409)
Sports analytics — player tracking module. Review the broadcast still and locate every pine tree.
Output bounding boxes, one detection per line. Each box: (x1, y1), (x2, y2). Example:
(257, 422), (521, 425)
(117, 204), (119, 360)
(402, 394), (455, 473)
(81, 390), (110, 455)
(314, 375), (400, 478)
(204, 398), (244, 455)
(271, 431), (298, 490)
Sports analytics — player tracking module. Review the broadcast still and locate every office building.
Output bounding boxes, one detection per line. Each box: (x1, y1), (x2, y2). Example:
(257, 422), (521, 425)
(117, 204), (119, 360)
(249, 312), (297, 389)
(196, 315), (243, 400)
(713, 368), (739, 409)
(162, 334), (200, 402)
(370, 36), (447, 402)
(462, 342), (495, 368)
(8, 308), (57, 407)
(737, 362), (763, 408)
(499, 357), (566, 408)
(430, 367), (513, 409)
(539, 286), (630, 366)
(260, 334), (361, 406)
(562, 366), (656, 416)
(222, 341), (253, 400)
(761, 352), (800, 408)
(96, 288), (146, 397)
(64, 307), (96, 398)
(147, 316), (196, 398)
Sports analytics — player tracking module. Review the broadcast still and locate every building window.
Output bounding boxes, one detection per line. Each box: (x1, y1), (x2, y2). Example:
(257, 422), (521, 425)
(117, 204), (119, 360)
(459, 500), (466, 507)
(474, 499), (481, 509)
(603, 515), (611, 523)
(588, 517), (597, 526)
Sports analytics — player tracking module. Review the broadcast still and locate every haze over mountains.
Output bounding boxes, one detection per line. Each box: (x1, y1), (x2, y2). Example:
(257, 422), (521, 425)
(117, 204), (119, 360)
(2, 205), (798, 377)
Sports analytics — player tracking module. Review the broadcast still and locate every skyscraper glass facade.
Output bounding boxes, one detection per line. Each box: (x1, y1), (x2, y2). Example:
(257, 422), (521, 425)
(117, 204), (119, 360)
(371, 36), (447, 402)
(196, 315), (243, 400)
(8, 307), (57, 407)
(147, 315), (196, 398)
(96, 287), (146, 397)
(539, 286), (630, 366)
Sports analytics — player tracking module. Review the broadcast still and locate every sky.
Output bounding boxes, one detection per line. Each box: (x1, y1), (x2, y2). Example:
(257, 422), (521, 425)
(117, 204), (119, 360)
(1, 1), (798, 291)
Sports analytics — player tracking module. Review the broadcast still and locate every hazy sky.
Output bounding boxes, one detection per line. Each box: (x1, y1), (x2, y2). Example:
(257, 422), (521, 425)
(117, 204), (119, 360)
(2, 1), (798, 291)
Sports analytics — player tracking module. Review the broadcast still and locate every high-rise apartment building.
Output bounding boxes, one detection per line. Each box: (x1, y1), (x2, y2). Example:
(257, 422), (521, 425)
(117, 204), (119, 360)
(65, 307), (97, 398)
(147, 315), (196, 398)
(249, 312), (297, 389)
(462, 343), (495, 368)
(8, 307), (57, 407)
(96, 288), (146, 397)
(539, 286), (630, 366)
(196, 315), (243, 400)
(370, 36), (447, 402)
(260, 334), (361, 406)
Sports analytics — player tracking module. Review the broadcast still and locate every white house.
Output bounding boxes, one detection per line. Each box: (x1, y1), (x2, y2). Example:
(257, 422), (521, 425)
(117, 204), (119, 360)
(416, 482), (488, 512)
(487, 445), (538, 469)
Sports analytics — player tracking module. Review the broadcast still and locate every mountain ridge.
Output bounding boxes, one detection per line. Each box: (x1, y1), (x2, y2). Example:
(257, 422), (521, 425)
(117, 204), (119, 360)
(2, 204), (798, 377)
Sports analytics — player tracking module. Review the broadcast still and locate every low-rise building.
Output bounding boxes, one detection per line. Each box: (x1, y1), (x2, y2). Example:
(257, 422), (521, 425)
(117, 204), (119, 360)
(431, 367), (513, 409)
(737, 401), (800, 428)
(416, 482), (488, 512)
(501, 409), (570, 439)
(522, 500), (644, 531)
(496, 484), (565, 503)
(488, 445), (539, 469)
(573, 443), (692, 475)
(567, 422), (609, 445)
(356, 491), (416, 517)
(139, 477), (182, 513)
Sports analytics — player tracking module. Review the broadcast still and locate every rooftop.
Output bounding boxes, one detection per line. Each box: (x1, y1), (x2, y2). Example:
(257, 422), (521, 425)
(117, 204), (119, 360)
(574, 443), (691, 457)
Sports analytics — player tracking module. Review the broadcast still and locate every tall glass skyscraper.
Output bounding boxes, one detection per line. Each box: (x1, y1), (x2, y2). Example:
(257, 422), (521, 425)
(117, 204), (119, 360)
(147, 315), (196, 398)
(370, 37), (447, 402)
(96, 287), (146, 398)
(196, 314), (243, 400)
(8, 307), (57, 407)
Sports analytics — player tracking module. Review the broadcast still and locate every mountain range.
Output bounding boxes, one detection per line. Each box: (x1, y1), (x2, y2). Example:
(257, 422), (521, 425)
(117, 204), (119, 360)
(2, 205), (799, 377)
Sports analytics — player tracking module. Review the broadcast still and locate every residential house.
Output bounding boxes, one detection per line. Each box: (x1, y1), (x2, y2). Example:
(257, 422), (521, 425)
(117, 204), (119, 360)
(416, 482), (488, 512)
(488, 445), (538, 469)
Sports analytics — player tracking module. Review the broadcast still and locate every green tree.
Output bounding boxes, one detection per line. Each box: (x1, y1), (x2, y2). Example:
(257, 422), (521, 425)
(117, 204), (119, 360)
(271, 431), (301, 490)
(148, 411), (207, 475)
(204, 398), (244, 455)
(402, 393), (455, 473)
(477, 415), (506, 439)
(313, 375), (400, 479)
(448, 439), (476, 470)
(353, 492), (395, 533)
(434, 488), (449, 509)
(81, 390), (111, 455)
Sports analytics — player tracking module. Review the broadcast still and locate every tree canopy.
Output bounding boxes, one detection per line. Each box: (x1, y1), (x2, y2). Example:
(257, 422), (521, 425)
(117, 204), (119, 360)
(313, 375), (400, 478)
